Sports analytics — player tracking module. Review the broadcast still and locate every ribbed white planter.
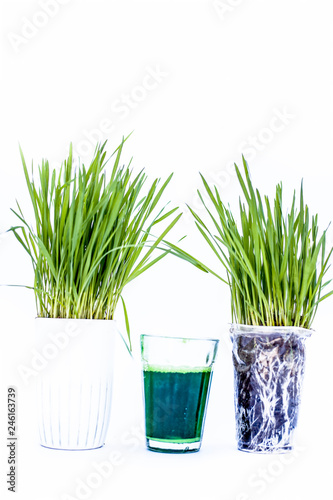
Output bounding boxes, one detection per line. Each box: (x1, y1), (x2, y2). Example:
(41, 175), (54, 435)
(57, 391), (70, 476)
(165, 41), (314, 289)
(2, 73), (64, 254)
(35, 318), (116, 450)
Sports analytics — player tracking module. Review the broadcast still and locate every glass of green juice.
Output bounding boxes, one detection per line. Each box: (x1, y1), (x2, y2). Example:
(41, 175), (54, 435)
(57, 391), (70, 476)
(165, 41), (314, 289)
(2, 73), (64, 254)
(141, 335), (219, 453)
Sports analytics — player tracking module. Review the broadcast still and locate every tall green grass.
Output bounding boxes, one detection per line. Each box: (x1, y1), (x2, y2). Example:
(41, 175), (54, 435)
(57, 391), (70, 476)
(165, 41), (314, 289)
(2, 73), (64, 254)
(189, 157), (333, 328)
(10, 138), (203, 347)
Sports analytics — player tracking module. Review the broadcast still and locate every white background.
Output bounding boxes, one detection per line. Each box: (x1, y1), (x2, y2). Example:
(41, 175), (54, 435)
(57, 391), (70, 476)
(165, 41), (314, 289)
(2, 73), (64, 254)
(0, 0), (333, 499)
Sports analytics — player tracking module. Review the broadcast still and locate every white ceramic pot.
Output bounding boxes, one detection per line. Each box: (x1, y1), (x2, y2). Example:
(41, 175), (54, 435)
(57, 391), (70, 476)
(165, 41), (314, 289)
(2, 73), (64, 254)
(35, 318), (116, 450)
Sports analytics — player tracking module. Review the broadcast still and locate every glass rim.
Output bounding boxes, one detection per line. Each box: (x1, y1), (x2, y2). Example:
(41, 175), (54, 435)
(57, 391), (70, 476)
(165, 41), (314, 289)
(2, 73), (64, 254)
(229, 323), (313, 337)
(140, 334), (220, 343)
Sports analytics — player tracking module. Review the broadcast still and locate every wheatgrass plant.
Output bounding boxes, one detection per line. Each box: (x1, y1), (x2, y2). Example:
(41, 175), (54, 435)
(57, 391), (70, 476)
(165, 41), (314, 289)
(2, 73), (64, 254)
(10, 138), (202, 348)
(189, 157), (333, 329)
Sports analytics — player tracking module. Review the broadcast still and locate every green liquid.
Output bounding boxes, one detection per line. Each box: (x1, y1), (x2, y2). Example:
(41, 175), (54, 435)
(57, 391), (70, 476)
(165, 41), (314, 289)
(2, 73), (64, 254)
(143, 367), (212, 442)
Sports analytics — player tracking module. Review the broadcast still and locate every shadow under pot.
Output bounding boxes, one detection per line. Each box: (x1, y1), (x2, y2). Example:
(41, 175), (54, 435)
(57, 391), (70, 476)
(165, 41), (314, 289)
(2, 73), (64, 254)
(230, 324), (311, 454)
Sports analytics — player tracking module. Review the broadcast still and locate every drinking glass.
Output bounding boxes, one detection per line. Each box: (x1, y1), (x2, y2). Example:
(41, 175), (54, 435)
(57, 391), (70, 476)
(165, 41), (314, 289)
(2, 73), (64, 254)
(141, 334), (219, 453)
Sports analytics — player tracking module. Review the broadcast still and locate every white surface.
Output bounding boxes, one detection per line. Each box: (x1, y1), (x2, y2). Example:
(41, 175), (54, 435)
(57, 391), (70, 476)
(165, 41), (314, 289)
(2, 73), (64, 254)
(0, 0), (333, 499)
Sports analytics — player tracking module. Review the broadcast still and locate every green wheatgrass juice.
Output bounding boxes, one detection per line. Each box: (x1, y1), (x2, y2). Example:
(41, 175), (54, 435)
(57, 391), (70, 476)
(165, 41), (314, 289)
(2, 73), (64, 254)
(143, 366), (213, 443)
